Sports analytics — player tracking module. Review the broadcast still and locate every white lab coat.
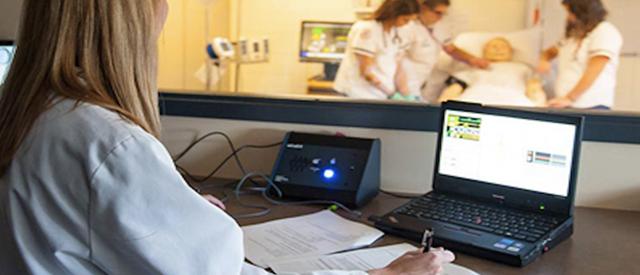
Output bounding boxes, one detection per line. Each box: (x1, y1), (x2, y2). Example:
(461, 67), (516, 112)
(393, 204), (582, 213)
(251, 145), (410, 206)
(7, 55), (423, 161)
(403, 21), (453, 100)
(555, 21), (623, 108)
(0, 99), (367, 275)
(334, 20), (411, 99)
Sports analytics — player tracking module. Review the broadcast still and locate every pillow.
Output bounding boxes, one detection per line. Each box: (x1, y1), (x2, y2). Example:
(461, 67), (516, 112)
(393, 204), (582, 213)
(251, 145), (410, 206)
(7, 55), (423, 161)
(452, 26), (543, 68)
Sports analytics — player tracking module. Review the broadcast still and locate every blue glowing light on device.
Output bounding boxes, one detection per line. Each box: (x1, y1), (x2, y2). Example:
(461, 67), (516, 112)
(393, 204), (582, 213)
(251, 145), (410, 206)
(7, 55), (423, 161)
(323, 169), (336, 180)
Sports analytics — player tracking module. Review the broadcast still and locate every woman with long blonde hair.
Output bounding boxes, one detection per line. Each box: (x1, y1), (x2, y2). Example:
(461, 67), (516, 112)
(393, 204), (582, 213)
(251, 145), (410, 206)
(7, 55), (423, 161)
(0, 1), (453, 274)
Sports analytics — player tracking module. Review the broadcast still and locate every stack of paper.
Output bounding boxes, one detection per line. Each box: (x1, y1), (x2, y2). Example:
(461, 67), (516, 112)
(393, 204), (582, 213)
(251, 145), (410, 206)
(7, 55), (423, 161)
(269, 243), (478, 275)
(242, 210), (384, 268)
(269, 243), (413, 273)
(242, 210), (478, 275)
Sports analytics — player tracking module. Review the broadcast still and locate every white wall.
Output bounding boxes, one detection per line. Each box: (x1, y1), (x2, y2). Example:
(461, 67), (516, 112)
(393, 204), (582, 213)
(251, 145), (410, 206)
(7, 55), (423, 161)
(234, 0), (359, 96)
(158, 0), (233, 92)
(615, 57), (640, 112)
(160, 116), (640, 212)
(449, 0), (529, 32)
(0, 0), (22, 40)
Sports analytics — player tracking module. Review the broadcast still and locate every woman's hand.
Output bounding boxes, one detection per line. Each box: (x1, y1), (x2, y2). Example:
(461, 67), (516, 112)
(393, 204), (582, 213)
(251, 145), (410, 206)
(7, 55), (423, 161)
(537, 59), (553, 75)
(538, 46), (559, 75)
(547, 97), (574, 109)
(369, 248), (455, 275)
(201, 194), (226, 210)
(469, 57), (491, 69)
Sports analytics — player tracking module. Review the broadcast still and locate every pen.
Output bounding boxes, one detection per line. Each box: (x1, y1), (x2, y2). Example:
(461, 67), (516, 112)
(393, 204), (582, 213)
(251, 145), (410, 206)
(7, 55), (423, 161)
(421, 228), (434, 253)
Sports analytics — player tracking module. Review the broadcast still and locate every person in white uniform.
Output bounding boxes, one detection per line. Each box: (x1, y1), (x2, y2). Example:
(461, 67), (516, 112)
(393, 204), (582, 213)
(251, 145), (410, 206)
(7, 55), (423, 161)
(0, 0), (455, 274)
(538, 0), (623, 109)
(404, 0), (491, 101)
(334, 0), (420, 100)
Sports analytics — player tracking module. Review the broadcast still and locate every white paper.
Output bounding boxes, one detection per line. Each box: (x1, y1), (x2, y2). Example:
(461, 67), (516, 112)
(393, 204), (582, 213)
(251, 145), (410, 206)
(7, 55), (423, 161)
(270, 243), (479, 275)
(241, 262), (271, 275)
(243, 210), (384, 268)
(270, 243), (413, 273)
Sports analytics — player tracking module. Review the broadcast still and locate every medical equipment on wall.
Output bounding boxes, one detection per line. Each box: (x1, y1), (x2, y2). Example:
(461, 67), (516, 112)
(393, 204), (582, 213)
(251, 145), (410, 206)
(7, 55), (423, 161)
(262, 38), (270, 60)
(209, 37), (235, 60)
(237, 38), (250, 62)
(196, 0), (268, 91)
(198, 36), (270, 91)
(233, 37), (270, 63)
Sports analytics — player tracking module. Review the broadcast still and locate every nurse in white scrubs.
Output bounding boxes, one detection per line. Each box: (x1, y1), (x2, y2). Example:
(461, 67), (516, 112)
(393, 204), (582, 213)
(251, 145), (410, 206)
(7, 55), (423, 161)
(538, 0), (623, 109)
(404, 0), (490, 102)
(334, 0), (420, 100)
(0, 0), (455, 274)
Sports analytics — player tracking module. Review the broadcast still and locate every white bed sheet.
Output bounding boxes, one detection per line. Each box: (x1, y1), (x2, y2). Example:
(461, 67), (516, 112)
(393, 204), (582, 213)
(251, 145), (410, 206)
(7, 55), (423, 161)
(454, 62), (537, 107)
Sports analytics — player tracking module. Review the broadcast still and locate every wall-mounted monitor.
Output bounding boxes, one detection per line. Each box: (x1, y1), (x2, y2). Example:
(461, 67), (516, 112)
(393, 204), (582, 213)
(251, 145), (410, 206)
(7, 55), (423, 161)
(299, 21), (353, 64)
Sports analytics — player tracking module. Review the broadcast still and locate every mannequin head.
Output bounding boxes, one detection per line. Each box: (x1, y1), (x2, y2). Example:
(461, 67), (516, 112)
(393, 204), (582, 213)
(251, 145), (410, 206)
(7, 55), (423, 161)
(483, 37), (514, 62)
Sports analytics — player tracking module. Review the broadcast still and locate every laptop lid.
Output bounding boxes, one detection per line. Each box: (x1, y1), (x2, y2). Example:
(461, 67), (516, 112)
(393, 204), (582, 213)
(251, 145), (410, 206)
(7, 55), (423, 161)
(433, 102), (584, 217)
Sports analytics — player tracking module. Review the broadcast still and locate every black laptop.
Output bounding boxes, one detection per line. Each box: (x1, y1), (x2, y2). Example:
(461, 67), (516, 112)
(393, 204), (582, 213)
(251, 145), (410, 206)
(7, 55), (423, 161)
(374, 101), (584, 267)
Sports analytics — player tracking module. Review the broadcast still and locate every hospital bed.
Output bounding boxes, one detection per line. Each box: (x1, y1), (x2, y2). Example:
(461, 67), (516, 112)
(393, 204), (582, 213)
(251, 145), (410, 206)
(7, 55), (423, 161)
(424, 27), (548, 107)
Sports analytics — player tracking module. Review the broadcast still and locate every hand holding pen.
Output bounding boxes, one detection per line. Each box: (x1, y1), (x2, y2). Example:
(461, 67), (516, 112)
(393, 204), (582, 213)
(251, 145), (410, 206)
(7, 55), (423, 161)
(371, 229), (455, 275)
(422, 228), (435, 253)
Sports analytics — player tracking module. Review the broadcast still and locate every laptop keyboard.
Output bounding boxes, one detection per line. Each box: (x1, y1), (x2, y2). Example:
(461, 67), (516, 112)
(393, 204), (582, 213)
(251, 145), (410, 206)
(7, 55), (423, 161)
(395, 193), (560, 243)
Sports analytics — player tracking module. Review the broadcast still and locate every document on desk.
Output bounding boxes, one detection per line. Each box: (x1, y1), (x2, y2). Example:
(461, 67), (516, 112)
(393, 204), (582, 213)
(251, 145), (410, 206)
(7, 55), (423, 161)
(269, 243), (479, 275)
(242, 210), (384, 268)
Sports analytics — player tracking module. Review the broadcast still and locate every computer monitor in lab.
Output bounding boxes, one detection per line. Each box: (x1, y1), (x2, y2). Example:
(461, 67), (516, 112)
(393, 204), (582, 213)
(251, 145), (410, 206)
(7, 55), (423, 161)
(300, 21), (352, 81)
(0, 40), (16, 86)
(299, 21), (352, 64)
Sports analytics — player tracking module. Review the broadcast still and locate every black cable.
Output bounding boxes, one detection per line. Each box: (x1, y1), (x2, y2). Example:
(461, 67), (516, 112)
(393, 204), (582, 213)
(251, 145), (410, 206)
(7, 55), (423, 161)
(171, 130), (281, 180)
(176, 140), (282, 184)
(176, 164), (199, 183)
(380, 190), (424, 199)
(214, 190), (230, 203)
(172, 131), (249, 176)
(171, 132), (358, 219)
(230, 172), (362, 219)
(174, 134), (361, 219)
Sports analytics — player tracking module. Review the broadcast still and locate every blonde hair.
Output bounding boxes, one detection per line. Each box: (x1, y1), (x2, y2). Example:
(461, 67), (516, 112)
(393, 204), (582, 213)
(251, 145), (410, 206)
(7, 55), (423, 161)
(0, 0), (162, 175)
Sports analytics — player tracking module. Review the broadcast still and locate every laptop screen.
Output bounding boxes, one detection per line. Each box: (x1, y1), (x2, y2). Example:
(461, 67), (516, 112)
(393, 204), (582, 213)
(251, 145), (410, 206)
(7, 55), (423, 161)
(438, 109), (577, 197)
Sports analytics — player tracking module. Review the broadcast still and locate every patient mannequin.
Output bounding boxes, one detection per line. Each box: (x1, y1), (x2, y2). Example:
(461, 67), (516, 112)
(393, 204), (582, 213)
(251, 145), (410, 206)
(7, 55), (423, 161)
(437, 37), (547, 106)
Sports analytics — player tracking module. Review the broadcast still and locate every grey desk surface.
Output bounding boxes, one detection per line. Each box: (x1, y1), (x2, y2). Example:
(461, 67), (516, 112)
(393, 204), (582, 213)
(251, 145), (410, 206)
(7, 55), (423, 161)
(199, 181), (640, 275)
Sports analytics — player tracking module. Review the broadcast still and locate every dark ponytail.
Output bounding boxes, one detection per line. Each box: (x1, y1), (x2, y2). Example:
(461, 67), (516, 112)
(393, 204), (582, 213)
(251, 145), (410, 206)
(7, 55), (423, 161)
(562, 0), (608, 39)
(373, 0), (421, 22)
(422, 0), (451, 9)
